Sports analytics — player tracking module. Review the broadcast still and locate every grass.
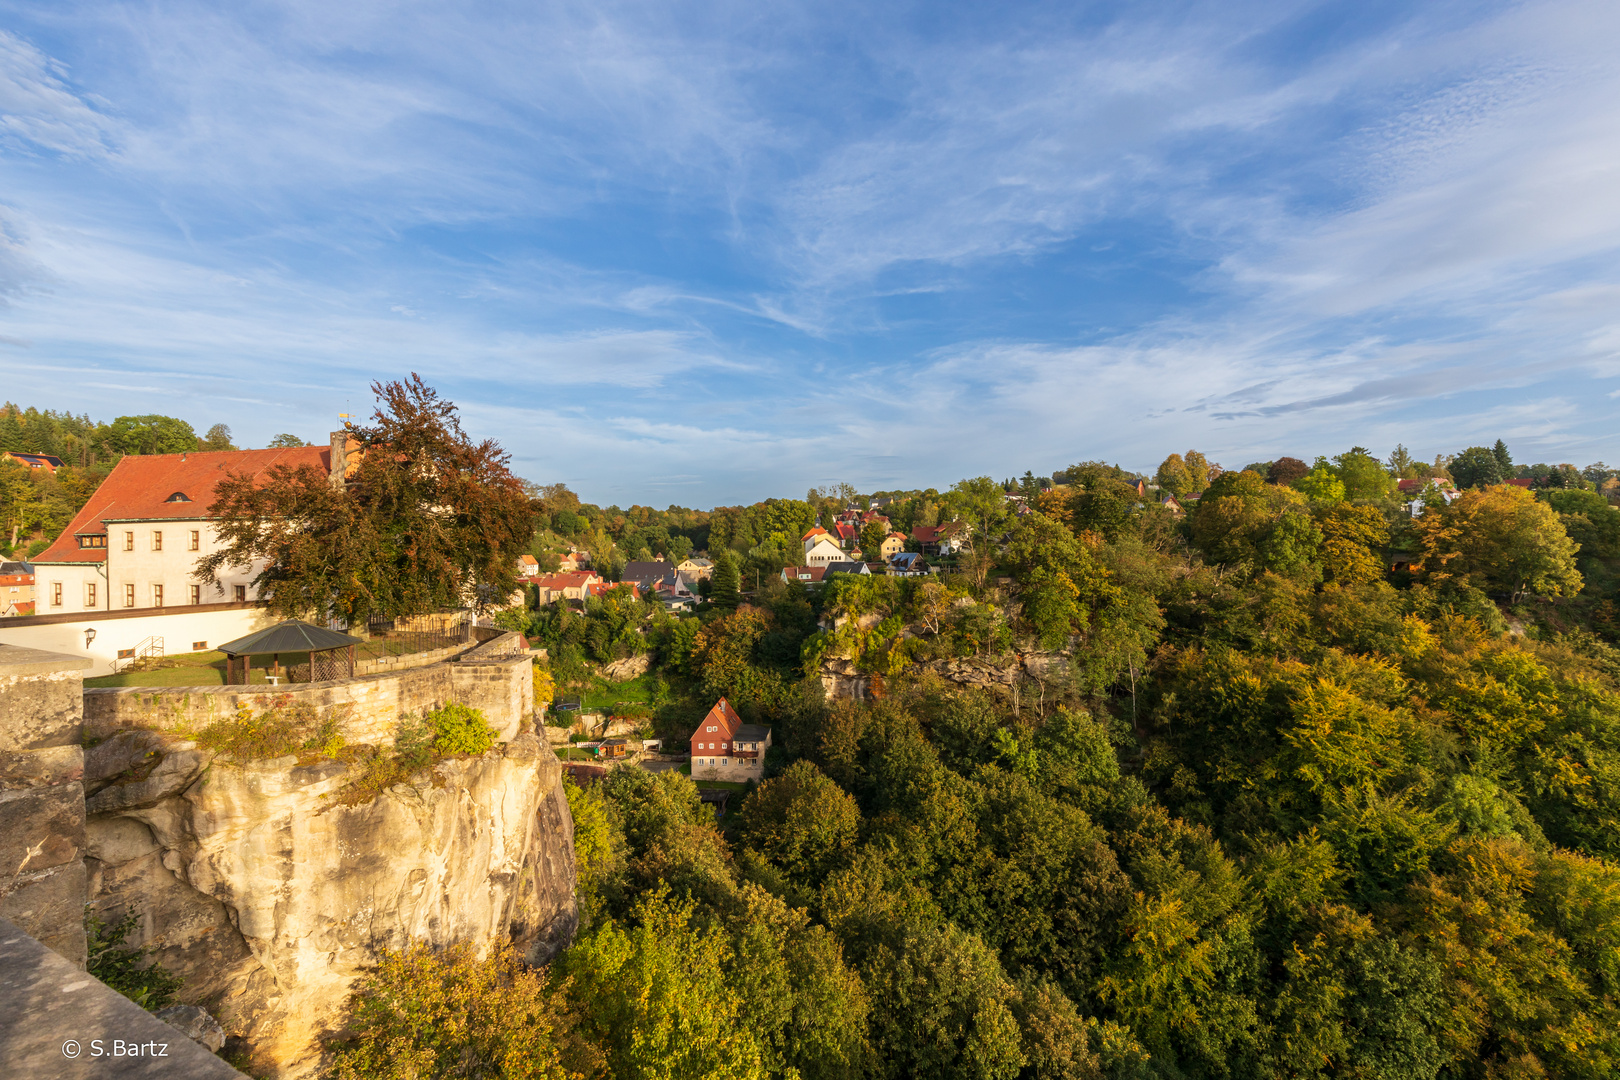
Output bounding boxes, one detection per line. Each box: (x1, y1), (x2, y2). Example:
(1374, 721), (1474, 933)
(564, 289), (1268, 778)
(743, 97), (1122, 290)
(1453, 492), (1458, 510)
(580, 672), (657, 711)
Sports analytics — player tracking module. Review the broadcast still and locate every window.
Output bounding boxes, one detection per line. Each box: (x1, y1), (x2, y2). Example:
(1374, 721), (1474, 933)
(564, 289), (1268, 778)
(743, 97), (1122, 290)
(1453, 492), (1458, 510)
(78, 534), (106, 549)
(116, 648), (134, 659)
(192, 641), (207, 651)
(85, 583), (96, 607)
(189, 530), (200, 551)
(51, 582), (62, 606)
(124, 584), (135, 607)
(151, 531), (162, 552)
(124, 532), (134, 551)
(234, 585), (246, 603)
(189, 584), (201, 605)
(721, 742), (727, 749)
(152, 584), (163, 607)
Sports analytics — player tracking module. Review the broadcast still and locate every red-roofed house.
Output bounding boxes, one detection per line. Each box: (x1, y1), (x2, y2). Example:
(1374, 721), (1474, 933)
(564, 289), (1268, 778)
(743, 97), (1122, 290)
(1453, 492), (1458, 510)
(530, 570), (602, 603)
(689, 697), (772, 780)
(29, 441), (338, 615)
(911, 521), (968, 555)
(3, 451), (65, 474)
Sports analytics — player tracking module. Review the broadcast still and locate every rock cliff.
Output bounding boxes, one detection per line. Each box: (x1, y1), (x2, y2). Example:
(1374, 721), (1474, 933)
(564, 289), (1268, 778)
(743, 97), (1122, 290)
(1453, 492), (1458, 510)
(83, 728), (577, 1079)
(819, 649), (1070, 700)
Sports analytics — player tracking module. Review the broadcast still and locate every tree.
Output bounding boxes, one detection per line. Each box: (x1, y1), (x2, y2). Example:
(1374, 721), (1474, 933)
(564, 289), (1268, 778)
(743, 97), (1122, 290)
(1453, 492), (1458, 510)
(1386, 444), (1419, 478)
(1297, 458), (1347, 504)
(1334, 449), (1397, 501)
(1317, 503), (1390, 586)
(1182, 450), (1211, 491)
(201, 423), (236, 451)
(1415, 484), (1583, 602)
(738, 761), (862, 887)
(859, 521), (886, 560)
(1493, 439), (1513, 474)
(199, 375), (532, 622)
(1450, 446), (1505, 489)
(268, 433), (308, 448)
(104, 414), (197, 455)
(709, 551), (740, 609)
(560, 888), (767, 1080)
(1156, 454), (1192, 497)
(1269, 456), (1309, 486)
(329, 940), (593, 1080)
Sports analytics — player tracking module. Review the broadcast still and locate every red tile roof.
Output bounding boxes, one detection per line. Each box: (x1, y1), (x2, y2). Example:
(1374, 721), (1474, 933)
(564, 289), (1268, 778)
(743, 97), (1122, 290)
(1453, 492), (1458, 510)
(34, 446), (329, 565)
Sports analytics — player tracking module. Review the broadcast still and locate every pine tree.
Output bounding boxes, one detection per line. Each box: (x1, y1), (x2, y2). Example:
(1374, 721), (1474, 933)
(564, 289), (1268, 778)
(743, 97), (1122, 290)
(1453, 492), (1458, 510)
(709, 551), (740, 609)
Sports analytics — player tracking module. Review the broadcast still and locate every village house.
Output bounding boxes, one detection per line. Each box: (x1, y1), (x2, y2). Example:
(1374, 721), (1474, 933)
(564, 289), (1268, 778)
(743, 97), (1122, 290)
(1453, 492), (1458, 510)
(780, 565), (829, 587)
(0, 561), (35, 614)
(911, 521), (968, 556)
(586, 580), (642, 599)
(689, 697), (772, 780)
(557, 550), (592, 572)
(802, 531), (847, 567)
(27, 438), (353, 616)
(823, 560), (872, 578)
(887, 552), (929, 576)
(880, 532), (907, 559)
(516, 553), (540, 577)
(620, 559), (679, 591)
(676, 556), (714, 580)
(530, 570), (602, 603)
(2, 450), (64, 474)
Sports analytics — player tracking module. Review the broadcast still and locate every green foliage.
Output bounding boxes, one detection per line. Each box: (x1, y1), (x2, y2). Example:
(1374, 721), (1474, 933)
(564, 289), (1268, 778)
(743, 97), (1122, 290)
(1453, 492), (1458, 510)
(193, 699), (348, 760)
(104, 413), (199, 456)
(328, 939), (595, 1080)
(426, 702), (498, 756)
(85, 906), (185, 1011)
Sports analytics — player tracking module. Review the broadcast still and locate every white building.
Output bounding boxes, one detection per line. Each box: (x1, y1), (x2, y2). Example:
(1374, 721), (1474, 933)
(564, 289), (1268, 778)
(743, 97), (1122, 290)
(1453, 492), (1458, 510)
(28, 440), (345, 617)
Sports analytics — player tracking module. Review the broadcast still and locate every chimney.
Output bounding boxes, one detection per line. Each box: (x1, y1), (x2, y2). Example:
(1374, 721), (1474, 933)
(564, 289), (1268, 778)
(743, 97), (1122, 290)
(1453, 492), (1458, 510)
(330, 430), (349, 489)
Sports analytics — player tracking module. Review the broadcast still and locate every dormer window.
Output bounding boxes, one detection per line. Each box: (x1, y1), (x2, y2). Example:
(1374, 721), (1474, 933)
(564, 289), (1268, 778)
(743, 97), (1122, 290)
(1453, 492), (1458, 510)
(165, 491), (191, 503)
(77, 534), (108, 549)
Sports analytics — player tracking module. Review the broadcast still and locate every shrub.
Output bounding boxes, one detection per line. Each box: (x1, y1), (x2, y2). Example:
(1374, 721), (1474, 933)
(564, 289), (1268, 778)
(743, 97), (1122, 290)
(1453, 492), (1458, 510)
(428, 703), (498, 756)
(86, 906), (184, 1011)
(193, 699), (347, 760)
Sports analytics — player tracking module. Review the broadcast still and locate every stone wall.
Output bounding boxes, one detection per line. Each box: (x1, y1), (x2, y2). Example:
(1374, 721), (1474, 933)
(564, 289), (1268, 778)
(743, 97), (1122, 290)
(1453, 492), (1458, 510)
(84, 644), (534, 748)
(0, 645), (92, 965)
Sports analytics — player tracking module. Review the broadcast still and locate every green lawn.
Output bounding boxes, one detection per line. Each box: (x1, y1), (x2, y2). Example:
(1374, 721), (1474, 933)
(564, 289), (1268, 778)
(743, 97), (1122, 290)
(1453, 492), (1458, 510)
(580, 672), (657, 711)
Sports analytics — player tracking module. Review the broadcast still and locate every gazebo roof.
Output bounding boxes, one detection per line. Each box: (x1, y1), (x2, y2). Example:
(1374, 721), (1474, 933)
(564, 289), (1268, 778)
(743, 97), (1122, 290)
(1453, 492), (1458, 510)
(216, 619), (364, 657)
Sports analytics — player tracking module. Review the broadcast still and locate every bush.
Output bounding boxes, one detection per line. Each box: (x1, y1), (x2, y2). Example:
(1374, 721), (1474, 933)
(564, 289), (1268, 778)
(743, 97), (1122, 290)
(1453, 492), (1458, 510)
(428, 703), (498, 756)
(86, 906), (184, 1011)
(193, 699), (347, 760)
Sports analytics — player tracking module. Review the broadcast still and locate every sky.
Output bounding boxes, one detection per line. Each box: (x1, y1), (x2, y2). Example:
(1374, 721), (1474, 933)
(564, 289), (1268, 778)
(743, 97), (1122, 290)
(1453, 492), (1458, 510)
(1, 0), (1618, 507)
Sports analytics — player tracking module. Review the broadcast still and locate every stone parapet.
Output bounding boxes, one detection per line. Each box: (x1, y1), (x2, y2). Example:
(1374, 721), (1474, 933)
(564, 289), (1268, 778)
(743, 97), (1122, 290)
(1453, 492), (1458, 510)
(0, 916), (247, 1078)
(84, 649), (533, 747)
(0, 645), (92, 965)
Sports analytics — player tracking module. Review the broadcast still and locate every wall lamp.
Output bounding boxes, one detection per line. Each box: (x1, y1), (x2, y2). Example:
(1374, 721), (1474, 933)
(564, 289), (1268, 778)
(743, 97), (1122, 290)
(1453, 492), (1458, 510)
(84, 628), (96, 649)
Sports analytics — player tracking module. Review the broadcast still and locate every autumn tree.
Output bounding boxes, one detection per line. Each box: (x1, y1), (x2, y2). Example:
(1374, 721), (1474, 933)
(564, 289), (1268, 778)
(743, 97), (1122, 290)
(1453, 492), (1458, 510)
(859, 521), (886, 560)
(1268, 456), (1309, 486)
(1317, 503), (1390, 586)
(200, 376), (532, 622)
(1415, 484), (1582, 602)
(1155, 454), (1192, 497)
(1450, 446), (1506, 489)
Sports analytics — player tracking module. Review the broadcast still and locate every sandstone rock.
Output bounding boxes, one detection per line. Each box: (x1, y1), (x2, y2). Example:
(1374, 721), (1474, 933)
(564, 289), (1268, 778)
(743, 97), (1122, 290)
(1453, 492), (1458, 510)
(85, 729), (168, 793)
(87, 737), (577, 1079)
(157, 1003), (227, 1052)
(86, 747), (211, 814)
(601, 654), (651, 680)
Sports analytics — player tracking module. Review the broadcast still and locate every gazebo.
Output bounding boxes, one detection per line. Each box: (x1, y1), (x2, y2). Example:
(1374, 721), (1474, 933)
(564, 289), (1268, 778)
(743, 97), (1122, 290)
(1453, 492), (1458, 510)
(216, 619), (365, 685)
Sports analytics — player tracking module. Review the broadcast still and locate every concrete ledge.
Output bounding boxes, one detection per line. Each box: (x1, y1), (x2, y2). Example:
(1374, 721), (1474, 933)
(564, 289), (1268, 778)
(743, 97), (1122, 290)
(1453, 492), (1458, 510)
(0, 646), (94, 678)
(0, 916), (246, 1077)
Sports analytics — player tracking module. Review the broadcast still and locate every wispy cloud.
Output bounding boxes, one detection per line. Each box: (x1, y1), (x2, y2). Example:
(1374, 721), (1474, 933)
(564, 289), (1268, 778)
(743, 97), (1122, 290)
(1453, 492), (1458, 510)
(0, 0), (1617, 503)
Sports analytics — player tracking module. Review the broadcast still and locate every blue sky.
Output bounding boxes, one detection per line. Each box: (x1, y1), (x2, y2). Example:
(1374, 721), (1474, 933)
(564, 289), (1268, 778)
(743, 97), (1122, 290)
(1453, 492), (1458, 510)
(1, 0), (1618, 506)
